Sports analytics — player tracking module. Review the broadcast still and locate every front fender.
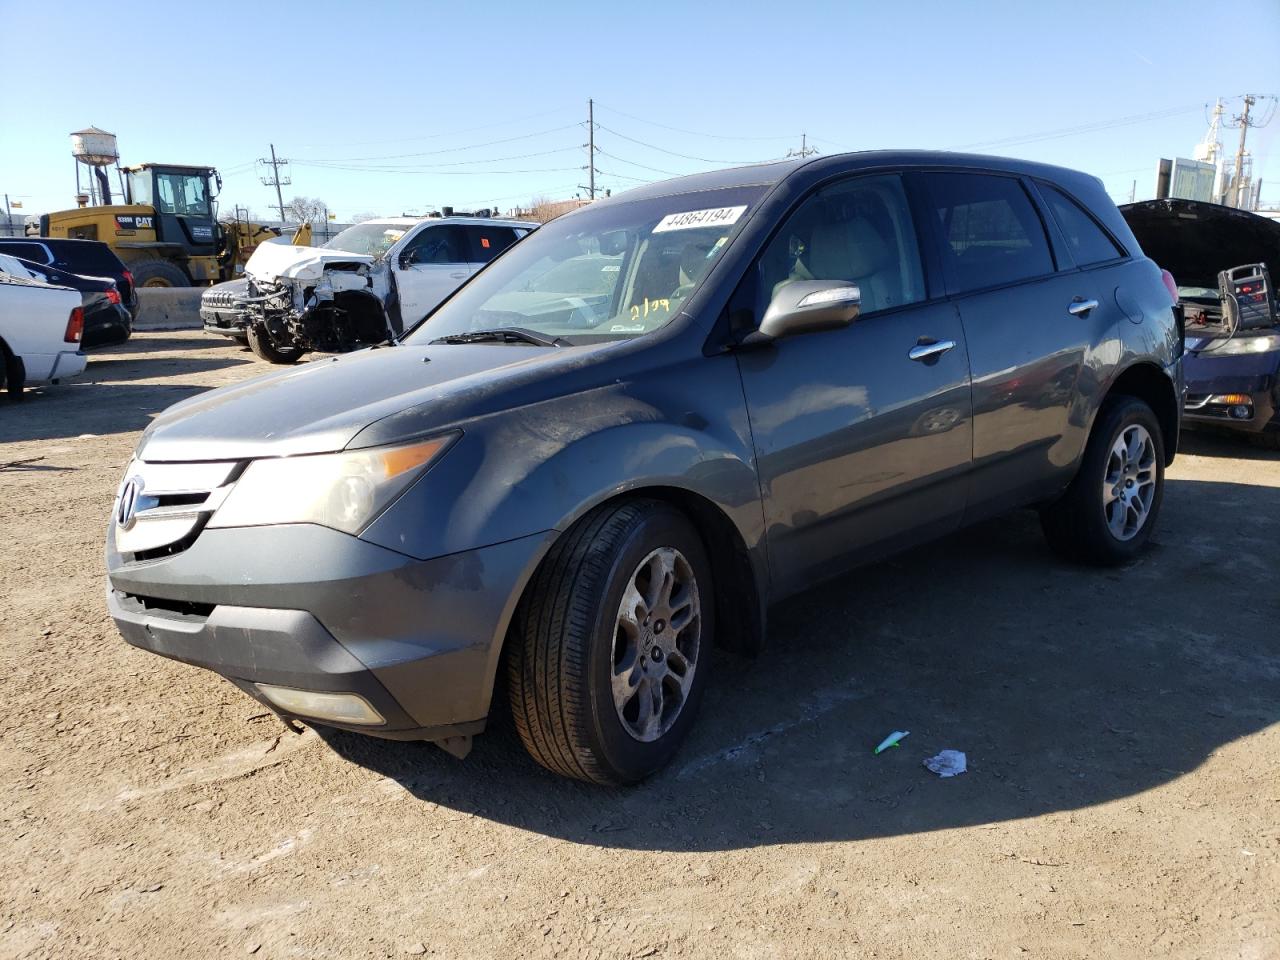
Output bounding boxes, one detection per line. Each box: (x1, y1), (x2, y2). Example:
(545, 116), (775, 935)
(359, 354), (764, 565)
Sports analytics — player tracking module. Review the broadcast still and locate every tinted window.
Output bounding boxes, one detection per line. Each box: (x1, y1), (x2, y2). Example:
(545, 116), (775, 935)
(927, 174), (1054, 293)
(1040, 184), (1124, 266)
(0, 241), (51, 264)
(464, 225), (519, 263)
(755, 174), (926, 317)
(50, 242), (122, 273)
(404, 225), (466, 265)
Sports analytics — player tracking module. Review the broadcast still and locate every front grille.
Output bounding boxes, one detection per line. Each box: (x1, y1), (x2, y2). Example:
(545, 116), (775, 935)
(115, 460), (243, 561)
(120, 591), (215, 621)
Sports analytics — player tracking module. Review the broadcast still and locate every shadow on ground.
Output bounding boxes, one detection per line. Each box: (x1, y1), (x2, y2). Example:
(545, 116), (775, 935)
(1179, 430), (1280, 462)
(326, 475), (1279, 851)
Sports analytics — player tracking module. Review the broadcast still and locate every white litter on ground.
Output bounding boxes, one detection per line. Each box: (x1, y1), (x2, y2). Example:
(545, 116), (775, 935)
(923, 750), (967, 777)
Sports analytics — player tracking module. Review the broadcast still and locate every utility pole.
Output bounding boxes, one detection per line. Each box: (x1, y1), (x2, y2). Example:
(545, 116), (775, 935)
(3, 194), (11, 238)
(259, 144), (291, 224)
(785, 133), (818, 159)
(579, 99), (599, 201)
(1231, 96), (1255, 209)
(1129, 180), (1136, 203)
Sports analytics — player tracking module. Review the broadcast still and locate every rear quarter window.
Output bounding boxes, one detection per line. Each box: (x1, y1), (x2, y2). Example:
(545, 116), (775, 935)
(926, 173), (1055, 294)
(53, 242), (124, 274)
(1039, 184), (1125, 267)
(0, 241), (51, 264)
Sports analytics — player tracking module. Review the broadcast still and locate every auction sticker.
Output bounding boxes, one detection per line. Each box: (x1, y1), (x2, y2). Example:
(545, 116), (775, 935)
(653, 205), (748, 233)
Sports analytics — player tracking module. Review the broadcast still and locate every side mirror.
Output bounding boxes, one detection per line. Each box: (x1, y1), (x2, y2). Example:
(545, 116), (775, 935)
(399, 248), (416, 269)
(752, 280), (862, 342)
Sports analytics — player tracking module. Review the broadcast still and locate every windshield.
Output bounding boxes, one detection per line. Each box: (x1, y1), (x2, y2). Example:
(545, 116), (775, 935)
(405, 187), (766, 345)
(323, 222), (412, 258)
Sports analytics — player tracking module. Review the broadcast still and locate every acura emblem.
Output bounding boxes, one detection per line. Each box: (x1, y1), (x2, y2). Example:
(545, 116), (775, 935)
(117, 476), (145, 530)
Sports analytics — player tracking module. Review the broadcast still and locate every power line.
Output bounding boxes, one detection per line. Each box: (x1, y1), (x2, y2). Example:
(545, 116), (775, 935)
(595, 124), (777, 165)
(303, 124), (582, 163)
(951, 104), (1204, 151)
(292, 106), (576, 150)
(294, 146), (580, 171)
(593, 103), (800, 143)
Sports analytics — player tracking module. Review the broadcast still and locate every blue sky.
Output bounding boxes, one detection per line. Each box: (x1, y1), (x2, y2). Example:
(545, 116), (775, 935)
(2, 0), (1277, 221)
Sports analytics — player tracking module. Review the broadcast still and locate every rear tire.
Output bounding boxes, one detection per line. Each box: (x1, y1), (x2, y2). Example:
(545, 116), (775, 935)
(246, 323), (305, 364)
(130, 259), (191, 288)
(508, 499), (714, 785)
(1041, 396), (1165, 564)
(1, 343), (23, 402)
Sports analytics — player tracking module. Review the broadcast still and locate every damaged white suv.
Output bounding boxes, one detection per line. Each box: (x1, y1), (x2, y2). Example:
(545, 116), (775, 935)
(202, 216), (534, 363)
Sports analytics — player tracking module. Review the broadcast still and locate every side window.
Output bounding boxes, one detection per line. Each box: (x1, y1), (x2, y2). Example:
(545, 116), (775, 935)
(1040, 184), (1124, 267)
(755, 174), (926, 317)
(0, 242), (49, 263)
(404, 226), (466, 265)
(926, 173), (1054, 293)
(464, 226), (519, 263)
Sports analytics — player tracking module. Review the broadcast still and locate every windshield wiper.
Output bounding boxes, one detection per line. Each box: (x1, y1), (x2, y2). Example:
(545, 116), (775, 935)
(429, 327), (566, 347)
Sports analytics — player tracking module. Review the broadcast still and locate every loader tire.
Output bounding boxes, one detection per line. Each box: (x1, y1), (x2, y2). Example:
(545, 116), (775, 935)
(131, 260), (191, 288)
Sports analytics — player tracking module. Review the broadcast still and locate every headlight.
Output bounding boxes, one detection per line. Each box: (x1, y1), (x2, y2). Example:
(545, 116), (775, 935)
(208, 434), (456, 535)
(1196, 334), (1280, 356)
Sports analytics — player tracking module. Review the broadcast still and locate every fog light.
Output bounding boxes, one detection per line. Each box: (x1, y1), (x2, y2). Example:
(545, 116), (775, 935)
(255, 684), (385, 725)
(1230, 405), (1252, 420)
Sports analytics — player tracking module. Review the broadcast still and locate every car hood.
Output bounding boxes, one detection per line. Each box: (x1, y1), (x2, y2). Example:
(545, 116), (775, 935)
(136, 342), (610, 462)
(243, 242), (375, 283)
(1120, 199), (1280, 290)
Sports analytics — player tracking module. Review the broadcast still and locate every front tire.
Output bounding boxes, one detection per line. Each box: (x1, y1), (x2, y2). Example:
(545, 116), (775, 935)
(246, 323), (305, 364)
(1041, 396), (1165, 564)
(1, 343), (23, 402)
(508, 500), (714, 785)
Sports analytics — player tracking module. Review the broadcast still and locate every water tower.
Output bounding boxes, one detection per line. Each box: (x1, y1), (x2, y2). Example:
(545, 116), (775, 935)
(70, 126), (121, 207)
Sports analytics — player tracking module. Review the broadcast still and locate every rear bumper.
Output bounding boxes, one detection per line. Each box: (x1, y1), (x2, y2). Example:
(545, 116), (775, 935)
(106, 522), (553, 740)
(83, 303), (132, 347)
(24, 349), (87, 385)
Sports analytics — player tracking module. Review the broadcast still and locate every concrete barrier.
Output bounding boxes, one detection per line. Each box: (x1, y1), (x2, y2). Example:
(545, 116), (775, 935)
(133, 288), (204, 330)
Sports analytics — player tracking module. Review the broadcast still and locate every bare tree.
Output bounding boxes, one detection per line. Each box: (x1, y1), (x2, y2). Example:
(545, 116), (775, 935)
(283, 195), (328, 224)
(523, 195), (584, 224)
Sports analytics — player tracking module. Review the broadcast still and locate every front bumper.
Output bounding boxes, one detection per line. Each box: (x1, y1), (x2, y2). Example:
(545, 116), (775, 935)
(1182, 348), (1280, 436)
(107, 522), (553, 740)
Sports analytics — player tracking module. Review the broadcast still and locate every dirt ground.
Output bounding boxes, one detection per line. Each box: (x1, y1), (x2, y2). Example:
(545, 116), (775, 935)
(2, 331), (1277, 960)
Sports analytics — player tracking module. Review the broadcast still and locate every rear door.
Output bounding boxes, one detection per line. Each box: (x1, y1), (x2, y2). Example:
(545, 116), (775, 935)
(461, 225), (521, 269)
(735, 173), (973, 595)
(917, 171), (1114, 515)
(395, 225), (471, 325)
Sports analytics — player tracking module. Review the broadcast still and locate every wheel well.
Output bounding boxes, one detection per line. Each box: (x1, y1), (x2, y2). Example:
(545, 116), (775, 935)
(1104, 363), (1179, 464)
(331, 291), (389, 342)
(505, 486), (766, 671)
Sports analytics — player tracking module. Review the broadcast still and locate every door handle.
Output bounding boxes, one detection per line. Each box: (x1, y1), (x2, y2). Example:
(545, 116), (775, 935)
(1068, 297), (1099, 317)
(908, 338), (956, 363)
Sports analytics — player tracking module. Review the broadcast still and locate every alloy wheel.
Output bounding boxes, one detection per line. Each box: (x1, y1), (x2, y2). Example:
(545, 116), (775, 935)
(610, 546), (702, 742)
(1102, 423), (1157, 541)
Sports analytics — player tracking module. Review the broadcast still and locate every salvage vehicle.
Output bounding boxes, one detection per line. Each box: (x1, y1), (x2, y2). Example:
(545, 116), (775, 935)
(203, 216), (534, 363)
(107, 152), (1182, 784)
(0, 237), (137, 319)
(0, 255), (87, 399)
(1121, 199), (1280, 447)
(10, 257), (131, 347)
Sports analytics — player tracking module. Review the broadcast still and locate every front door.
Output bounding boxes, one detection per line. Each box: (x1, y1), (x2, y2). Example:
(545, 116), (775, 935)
(396, 225), (472, 326)
(735, 173), (973, 596)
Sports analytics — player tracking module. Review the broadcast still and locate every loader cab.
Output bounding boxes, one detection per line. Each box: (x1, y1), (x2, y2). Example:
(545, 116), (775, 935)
(124, 164), (220, 257)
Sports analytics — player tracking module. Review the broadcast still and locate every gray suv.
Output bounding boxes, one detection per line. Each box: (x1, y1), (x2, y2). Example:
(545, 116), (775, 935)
(107, 152), (1183, 784)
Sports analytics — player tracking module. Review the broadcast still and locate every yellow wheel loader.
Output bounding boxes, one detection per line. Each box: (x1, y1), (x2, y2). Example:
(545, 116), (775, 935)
(34, 164), (311, 287)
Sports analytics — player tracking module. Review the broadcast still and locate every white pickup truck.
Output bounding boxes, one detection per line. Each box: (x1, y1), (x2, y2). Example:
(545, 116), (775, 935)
(0, 252), (88, 399)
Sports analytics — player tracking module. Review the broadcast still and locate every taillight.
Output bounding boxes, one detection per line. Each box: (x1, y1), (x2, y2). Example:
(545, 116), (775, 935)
(65, 307), (84, 343)
(1159, 269), (1178, 306)
(105, 288), (122, 305)
(122, 269), (134, 288)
